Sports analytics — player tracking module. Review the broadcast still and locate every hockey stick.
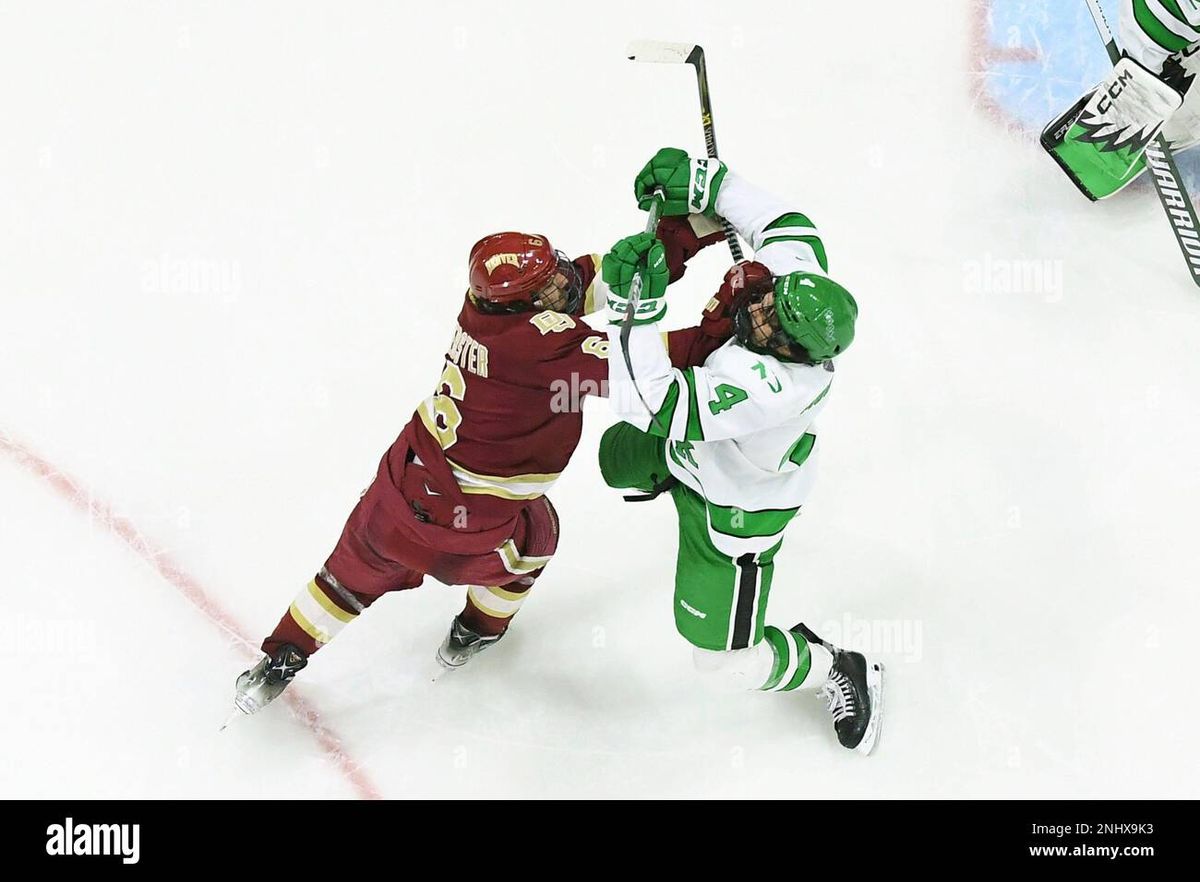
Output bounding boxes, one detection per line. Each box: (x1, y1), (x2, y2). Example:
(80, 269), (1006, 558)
(617, 192), (668, 434)
(626, 40), (745, 261)
(1084, 0), (1200, 284)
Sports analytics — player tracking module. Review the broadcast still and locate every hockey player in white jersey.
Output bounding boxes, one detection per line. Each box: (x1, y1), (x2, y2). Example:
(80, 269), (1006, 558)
(1044, 0), (1200, 199)
(597, 148), (884, 754)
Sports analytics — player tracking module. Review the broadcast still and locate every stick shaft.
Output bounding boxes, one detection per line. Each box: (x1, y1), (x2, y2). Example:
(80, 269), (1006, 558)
(686, 46), (744, 261)
(618, 195), (667, 432)
(1082, 0), (1200, 284)
(626, 197), (663, 305)
(1084, 0), (1121, 63)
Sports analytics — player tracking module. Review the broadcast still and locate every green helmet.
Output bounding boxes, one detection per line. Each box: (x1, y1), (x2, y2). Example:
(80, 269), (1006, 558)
(775, 271), (858, 361)
(748, 271), (857, 363)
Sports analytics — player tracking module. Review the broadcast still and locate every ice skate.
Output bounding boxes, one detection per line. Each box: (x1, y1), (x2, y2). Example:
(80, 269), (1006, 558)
(795, 624), (884, 755)
(435, 616), (505, 670)
(233, 643), (308, 715)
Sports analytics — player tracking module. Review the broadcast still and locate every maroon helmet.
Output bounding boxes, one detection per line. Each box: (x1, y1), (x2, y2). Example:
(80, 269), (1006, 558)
(469, 232), (559, 303)
(468, 232), (582, 313)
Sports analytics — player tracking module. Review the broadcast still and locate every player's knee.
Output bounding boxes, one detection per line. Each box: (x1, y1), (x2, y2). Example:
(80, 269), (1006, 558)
(599, 422), (669, 491)
(691, 644), (773, 692)
(598, 423), (639, 489)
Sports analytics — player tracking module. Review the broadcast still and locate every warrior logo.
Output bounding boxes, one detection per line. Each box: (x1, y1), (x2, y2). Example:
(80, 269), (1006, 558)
(1145, 143), (1200, 273)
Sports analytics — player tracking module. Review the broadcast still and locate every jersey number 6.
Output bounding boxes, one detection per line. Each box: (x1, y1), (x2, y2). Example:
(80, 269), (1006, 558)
(431, 362), (467, 450)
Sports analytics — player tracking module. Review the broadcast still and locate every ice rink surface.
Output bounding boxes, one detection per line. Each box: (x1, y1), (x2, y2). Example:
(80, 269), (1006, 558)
(3, 1), (1198, 798)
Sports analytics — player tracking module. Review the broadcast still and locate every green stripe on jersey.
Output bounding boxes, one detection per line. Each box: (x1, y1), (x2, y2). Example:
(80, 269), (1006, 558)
(760, 234), (829, 271)
(649, 379), (681, 438)
(707, 501), (798, 539)
(1161, 0), (1200, 34)
(1134, 0), (1195, 51)
(780, 433), (816, 470)
(765, 212), (817, 232)
(761, 211), (829, 271)
(682, 368), (705, 441)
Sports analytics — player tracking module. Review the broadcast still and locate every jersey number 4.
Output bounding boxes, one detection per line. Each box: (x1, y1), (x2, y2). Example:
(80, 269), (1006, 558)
(708, 383), (748, 415)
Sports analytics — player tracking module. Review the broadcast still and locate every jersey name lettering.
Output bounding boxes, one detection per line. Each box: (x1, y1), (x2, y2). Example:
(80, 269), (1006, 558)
(447, 324), (490, 378)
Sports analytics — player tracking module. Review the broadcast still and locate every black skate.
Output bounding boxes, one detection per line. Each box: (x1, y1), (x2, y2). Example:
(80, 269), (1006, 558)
(795, 623), (884, 755)
(436, 616), (505, 669)
(233, 644), (308, 715)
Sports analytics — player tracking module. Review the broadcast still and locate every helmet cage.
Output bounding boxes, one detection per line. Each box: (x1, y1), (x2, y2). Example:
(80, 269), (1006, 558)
(732, 287), (818, 364)
(531, 251), (583, 314)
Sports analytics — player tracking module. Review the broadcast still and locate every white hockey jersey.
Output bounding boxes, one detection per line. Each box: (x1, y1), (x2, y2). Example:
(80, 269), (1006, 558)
(607, 171), (841, 559)
(1122, 0), (1200, 73)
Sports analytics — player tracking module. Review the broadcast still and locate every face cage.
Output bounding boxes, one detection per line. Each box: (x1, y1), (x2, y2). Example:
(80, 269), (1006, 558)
(531, 251), (583, 314)
(732, 292), (814, 364)
(473, 252), (582, 315)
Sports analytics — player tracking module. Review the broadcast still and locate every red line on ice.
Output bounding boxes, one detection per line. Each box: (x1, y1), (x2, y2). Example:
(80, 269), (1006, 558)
(969, 0), (1043, 135)
(0, 431), (382, 800)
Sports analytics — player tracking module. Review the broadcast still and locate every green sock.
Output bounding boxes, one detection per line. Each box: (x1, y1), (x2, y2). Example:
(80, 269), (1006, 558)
(760, 625), (813, 692)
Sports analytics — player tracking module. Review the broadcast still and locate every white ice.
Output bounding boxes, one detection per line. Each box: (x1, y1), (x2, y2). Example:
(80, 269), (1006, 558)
(2, 1), (1198, 799)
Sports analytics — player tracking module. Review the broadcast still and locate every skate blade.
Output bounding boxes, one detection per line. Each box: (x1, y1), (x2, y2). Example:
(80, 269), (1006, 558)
(432, 648), (458, 681)
(219, 708), (244, 732)
(431, 651), (463, 681)
(225, 687), (270, 725)
(855, 662), (885, 756)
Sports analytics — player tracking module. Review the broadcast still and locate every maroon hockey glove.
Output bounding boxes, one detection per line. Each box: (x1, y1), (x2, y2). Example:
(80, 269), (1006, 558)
(656, 216), (727, 283)
(700, 260), (773, 338)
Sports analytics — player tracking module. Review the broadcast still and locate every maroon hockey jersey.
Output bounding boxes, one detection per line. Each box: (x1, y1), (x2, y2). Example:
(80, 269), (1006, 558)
(370, 254), (729, 557)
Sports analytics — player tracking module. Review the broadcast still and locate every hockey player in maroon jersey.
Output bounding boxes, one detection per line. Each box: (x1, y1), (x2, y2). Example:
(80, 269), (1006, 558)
(233, 218), (736, 715)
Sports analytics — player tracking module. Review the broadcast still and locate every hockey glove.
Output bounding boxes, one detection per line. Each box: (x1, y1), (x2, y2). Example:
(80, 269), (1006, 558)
(1162, 46), (1200, 152)
(701, 261), (773, 339)
(603, 232), (669, 325)
(656, 215), (727, 283)
(1042, 55), (1185, 200)
(634, 147), (727, 217)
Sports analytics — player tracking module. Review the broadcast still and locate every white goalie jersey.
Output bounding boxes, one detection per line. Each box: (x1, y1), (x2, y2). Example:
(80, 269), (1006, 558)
(607, 171), (841, 559)
(1121, 0), (1200, 73)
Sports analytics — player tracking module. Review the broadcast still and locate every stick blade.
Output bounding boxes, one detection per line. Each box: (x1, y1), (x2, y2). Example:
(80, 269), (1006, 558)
(625, 40), (700, 64)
